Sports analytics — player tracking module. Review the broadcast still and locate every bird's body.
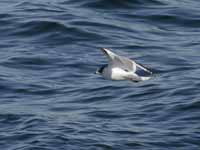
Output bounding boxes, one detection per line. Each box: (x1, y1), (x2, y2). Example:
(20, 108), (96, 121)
(96, 48), (152, 82)
(103, 66), (128, 80)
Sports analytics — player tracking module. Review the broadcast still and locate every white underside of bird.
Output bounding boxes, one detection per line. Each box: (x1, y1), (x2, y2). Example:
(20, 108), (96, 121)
(96, 48), (152, 82)
(103, 66), (151, 81)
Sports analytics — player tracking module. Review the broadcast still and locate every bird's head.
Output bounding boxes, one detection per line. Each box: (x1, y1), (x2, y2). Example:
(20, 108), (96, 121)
(95, 64), (107, 74)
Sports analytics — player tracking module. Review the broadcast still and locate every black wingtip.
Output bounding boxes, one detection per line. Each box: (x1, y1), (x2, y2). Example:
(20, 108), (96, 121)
(136, 63), (153, 74)
(100, 48), (109, 55)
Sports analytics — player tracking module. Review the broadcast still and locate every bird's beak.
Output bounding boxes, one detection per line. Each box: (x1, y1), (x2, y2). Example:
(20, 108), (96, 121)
(95, 69), (100, 74)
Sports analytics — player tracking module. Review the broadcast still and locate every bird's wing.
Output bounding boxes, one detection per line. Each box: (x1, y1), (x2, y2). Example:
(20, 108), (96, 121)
(101, 48), (136, 72)
(113, 55), (136, 72)
(136, 63), (153, 74)
(100, 48), (152, 74)
(100, 48), (117, 60)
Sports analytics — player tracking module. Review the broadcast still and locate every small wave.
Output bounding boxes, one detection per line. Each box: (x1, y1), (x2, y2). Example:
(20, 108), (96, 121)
(0, 13), (13, 19)
(72, 0), (165, 9)
(12, 20), (66, 37)
(0, 113), (31, 123)
(15, 1), (65, 13)
(1, 56), (56, 70)
(92, 143), (113, 149)
(173, 100), (200, 112)
(144, 13), (200, 28)
(110, 129), (140, 135)
(10, 19), (106, 45)
(85, 109), (125, 119)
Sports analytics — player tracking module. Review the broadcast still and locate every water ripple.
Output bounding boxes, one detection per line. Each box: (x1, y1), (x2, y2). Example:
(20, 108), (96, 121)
(0, 0), (200, 150)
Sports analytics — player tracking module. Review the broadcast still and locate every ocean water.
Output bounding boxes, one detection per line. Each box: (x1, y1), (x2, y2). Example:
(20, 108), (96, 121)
(0, 0), (200, 150)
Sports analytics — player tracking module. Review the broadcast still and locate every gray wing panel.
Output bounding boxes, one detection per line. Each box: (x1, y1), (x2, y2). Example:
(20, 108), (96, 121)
(112, 55), (136, 72)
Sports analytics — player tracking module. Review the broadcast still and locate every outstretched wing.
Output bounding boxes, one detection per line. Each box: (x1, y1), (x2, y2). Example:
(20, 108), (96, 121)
(100, 48), (152, 74)
(136, 63), (153, 74)
(101, 48), (136, 72)
(100, 48), (117, 60)
(113, 55), (136, 72)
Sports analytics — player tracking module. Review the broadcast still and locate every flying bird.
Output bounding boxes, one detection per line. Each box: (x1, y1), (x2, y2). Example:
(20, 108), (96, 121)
(96, 48), (152, 82)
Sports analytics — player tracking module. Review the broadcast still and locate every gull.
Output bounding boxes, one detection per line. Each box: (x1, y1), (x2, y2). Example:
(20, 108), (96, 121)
(96, 48), (152, 82)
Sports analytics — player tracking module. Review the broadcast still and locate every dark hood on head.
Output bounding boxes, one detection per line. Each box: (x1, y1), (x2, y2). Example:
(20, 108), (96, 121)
(97, 64), (107, 74)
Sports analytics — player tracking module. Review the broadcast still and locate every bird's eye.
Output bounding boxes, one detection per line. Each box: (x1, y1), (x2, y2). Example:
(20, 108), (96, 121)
(124, 69), (128, 72)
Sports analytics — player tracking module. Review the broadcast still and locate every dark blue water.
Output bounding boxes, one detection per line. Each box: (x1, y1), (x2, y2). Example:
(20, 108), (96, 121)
(0, 0), (200, 149)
